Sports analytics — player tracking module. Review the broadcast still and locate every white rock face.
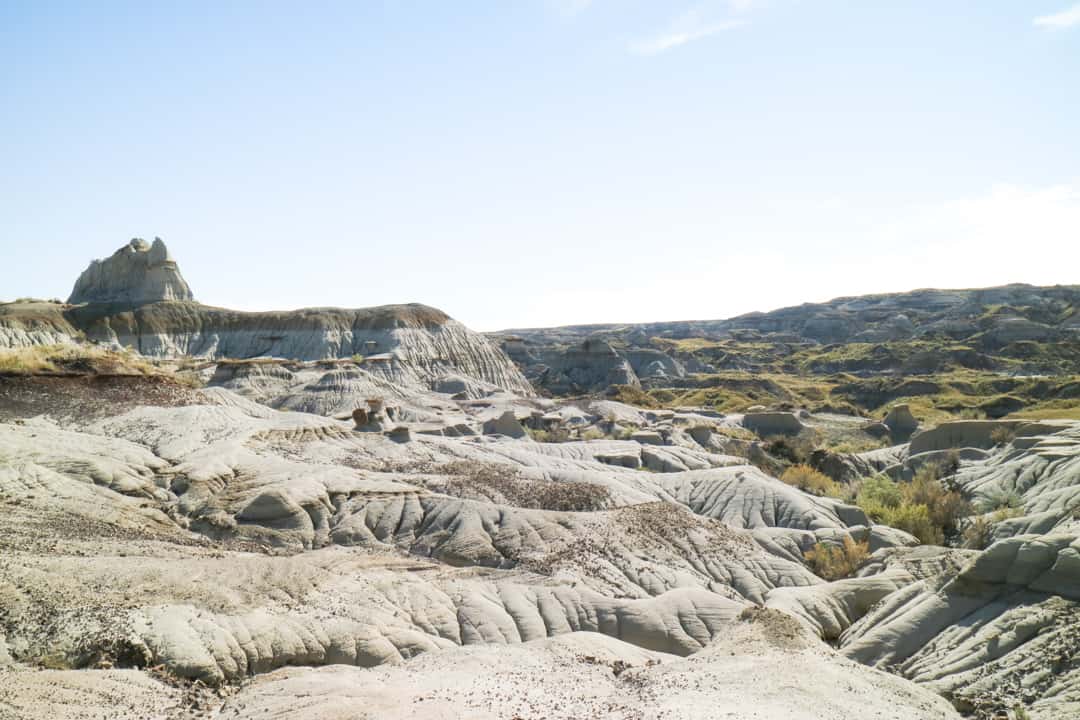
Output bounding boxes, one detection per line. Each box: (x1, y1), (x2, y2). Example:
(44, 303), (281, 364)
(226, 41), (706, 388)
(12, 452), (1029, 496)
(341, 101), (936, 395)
(68, 237), (194, 305)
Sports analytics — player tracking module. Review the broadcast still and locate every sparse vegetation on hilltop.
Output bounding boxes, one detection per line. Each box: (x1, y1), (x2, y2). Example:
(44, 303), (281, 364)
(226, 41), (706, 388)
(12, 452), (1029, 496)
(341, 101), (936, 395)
(0, 344), (157, 376)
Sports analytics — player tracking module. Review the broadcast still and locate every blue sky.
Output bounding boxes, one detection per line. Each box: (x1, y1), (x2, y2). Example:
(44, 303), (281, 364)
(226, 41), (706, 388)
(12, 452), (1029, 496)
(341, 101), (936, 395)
(2, 1), (1078, 330)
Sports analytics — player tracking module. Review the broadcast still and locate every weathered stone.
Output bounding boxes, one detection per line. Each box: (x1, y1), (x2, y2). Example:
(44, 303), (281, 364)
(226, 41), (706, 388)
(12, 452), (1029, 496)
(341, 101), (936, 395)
(630, 430), (665, 445)
(69, 238), (194, 305)
(482, 410), (528, 439)
(743, 412), (804, 437)
(883, 404), (919, 438)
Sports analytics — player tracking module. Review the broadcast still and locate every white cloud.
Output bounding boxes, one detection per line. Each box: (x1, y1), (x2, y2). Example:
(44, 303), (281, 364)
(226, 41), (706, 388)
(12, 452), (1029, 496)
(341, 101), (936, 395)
(631, 8), (746, 55)
(1034, 3), (1080, 29)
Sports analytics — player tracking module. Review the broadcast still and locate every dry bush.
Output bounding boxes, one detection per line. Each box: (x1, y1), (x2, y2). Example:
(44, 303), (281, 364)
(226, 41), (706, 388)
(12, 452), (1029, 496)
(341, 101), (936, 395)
(714, 426), (756, 441)
(434, 461), (611, 512)
(804, 537), (869, 580)
(962, 506), (1023, 549)
(528, 427), (572, 443)
(781, 464), (842, 498)
(962, 515), (993, 549)
(765, 433), (819, 465)
(990, 426), (1017, 446)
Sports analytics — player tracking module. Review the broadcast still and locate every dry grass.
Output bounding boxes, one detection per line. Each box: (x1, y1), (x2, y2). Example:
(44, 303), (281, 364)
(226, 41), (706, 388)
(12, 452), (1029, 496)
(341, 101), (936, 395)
(0, 344), (157, 376)
(780, 464), (843, 498)
(528, 427), (572, 443)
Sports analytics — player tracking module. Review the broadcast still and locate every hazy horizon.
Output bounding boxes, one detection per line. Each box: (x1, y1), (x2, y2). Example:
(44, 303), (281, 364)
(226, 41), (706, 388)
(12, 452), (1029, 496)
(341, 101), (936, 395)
(4, 1), (1079, 331)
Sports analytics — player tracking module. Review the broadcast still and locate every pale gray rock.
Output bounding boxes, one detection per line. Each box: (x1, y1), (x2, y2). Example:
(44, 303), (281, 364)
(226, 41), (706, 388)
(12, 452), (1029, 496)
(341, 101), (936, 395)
(211, 621), (960, 720)
(4, 341), (1080, 717)
(884, 403), (919, 437)
(482, 409), (528, 438)
(68, 238), (194, 305)
(743, 411), (805, 436)
(840, 533), (1080, 718)
(909, 419), (1024, 454)
(630, 429), (664, 445)
(539, 338), (640, 394)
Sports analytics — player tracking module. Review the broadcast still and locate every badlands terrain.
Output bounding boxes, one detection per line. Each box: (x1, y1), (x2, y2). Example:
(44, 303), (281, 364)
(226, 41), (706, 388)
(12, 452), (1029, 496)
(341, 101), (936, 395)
(1, 239), (1079, 719)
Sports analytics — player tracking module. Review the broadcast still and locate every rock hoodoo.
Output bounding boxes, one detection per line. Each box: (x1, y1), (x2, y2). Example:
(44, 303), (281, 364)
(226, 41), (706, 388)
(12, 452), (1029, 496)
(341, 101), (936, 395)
(68, 237), (194, 305)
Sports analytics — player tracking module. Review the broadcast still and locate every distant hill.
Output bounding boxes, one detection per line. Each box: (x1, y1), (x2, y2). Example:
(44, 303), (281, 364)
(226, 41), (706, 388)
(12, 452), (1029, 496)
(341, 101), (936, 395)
(488, 284), (1080, 400)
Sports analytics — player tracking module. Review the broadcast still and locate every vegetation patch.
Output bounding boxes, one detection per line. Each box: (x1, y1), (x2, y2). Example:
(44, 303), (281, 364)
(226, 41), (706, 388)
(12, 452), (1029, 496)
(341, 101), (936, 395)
(855, 459), (970, 545)
(804, 536), (869, 580)
(780, 464), (842, 498)
(0, 344), (157, 376)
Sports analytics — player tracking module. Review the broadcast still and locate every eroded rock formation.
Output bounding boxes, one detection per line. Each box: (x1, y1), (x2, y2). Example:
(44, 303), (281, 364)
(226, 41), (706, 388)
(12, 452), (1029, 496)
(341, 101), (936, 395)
(68, 237), (194, 305)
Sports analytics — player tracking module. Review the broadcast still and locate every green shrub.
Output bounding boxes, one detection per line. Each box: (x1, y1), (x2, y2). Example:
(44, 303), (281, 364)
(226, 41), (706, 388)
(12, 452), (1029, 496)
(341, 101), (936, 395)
(781, 464), (842, 498)
(906, 465), (970, 538)
(856, 475), (902, 518)
(856, 464), (970, 546)
(880, 503), (941, 545)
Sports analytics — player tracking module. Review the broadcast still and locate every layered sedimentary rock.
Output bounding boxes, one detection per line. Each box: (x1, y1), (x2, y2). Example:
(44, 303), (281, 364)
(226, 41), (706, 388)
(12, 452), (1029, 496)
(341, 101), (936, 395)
(2, 240), (533, 396)
(68, 301), (533, 394)
(68, 237), (193, 305)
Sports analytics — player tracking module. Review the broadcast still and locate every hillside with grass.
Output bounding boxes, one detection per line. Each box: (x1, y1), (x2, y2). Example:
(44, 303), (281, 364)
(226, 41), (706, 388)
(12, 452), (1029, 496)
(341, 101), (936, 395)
(492, 284), (1080, 423)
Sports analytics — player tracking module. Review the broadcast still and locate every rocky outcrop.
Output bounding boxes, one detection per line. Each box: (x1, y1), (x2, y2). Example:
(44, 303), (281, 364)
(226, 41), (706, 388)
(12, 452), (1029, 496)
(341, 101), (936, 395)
(884, 404), (919, 439)
(66, 301), (532, 394)
(482, 409), (528, 438)
(3, 241), (533, 396)
(536, 338), (640, 394)
(743, 411), (805, 437)
(68, 238), (193, 305)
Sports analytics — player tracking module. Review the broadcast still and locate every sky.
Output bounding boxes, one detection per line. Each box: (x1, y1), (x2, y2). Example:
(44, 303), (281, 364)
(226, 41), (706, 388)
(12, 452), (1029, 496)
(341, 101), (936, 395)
(2, 1), (1079, 331)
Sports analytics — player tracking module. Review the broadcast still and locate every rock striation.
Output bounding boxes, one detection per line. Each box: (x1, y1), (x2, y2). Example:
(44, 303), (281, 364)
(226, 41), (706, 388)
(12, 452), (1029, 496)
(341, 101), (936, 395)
(68, 237), (194, 305)
(3, 240), (533, 396)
